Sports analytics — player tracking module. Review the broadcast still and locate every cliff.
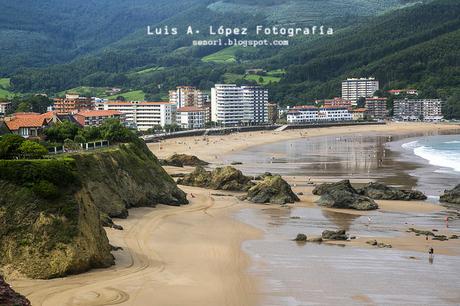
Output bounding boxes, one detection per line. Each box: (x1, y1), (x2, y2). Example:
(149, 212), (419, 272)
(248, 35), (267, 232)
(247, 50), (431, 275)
(0, 141), (188, 279)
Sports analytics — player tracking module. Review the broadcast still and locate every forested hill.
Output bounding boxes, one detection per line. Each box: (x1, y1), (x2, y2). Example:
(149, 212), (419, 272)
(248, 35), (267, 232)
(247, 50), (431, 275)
(4, 0), (459, 111)
(267, 0), (460, 104)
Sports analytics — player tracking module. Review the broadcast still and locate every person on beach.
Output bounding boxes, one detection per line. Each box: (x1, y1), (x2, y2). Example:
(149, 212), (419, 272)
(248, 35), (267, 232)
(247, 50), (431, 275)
(445, 216), (449, 228)
(429, 247), (434, 258)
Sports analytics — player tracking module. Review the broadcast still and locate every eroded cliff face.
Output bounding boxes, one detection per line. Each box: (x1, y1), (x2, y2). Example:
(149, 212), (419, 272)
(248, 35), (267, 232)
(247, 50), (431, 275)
(73, 141), (188, 219)
(0, 141), (188, 279)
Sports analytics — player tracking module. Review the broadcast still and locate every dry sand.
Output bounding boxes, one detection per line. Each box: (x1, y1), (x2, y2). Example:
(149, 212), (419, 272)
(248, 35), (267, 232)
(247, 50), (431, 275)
(11, 186), (261, 306)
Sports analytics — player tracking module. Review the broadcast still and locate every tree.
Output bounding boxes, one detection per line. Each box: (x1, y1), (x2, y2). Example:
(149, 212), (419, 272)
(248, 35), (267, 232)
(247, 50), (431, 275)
(18, 140), (48, 159)
(357, 97), (366, 108)
(99, 119), (136, 143)
(44, 121), (80, 143)
(443, 93), (460, 119)
(15, 102), (32, 112)
(0, 134), (25, 159)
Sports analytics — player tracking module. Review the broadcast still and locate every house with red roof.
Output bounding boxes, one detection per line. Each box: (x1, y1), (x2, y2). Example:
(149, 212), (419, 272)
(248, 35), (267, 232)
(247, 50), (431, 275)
(3, 112), (51, 138)
(73, 110), (124, 127)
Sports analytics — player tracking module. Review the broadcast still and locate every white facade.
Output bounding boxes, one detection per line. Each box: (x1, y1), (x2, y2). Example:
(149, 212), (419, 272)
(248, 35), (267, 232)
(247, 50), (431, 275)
(98, 101), (174, 131)
(176, 107), (206, 129)
(287, 106), (352, 124)
(393, 98), (443, 121)
(211, 84), (268, 126)
(342, 78), (379, 104)
(0, 102), (12, 116)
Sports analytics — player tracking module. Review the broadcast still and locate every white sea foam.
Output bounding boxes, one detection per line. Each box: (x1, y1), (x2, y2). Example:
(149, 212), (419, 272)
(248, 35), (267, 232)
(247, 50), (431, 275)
(445, 140), (460, 144)
(401, 140), (419, 150)
(413, 146), (460, 172)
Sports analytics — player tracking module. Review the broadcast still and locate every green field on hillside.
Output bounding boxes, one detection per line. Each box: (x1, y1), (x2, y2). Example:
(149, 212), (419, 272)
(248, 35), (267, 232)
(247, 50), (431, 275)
(0, 78), (17, 99)
(202, 47), (238, 63)
(223, 70), (283, 85)
(107, 90), (145, 101)
(57, 86), (111, 97)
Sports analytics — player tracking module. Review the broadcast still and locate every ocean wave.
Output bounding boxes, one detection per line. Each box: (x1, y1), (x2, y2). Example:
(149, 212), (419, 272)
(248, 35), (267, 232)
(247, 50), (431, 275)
(413, 146), (460, 172)
(444, 140), (460, 144)
(401, 140), (419, 150)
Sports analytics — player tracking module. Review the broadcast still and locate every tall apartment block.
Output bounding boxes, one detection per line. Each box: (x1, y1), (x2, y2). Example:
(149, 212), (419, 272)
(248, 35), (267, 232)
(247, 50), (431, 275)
(365, 97), (387, 119)
(169, 86), (207, 108)
(211, 84), (268, 126)
(53, 94), (94, 114)
(394, 98), (444, 121)
(342, 78), (379, 104)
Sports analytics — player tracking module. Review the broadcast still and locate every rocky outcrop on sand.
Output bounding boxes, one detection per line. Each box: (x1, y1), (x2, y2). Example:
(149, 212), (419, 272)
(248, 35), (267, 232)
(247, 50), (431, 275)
(0, 275), (30, 306)
(313, 180), (378, 210)
(357, 182), (426, 200)
(321, 229), (349, 240)
(73, 142), (188, 219)
(177, 166), (254, 191)
(242, 175), (300, 204)
(160, 154), (209, 167)
(0, 141), (188, 279)
(293, 234), (307, 242)
(440, 184), (460, 204)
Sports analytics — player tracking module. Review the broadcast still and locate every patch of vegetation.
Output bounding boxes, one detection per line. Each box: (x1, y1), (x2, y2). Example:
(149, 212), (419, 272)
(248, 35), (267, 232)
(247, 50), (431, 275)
(107, 90), (145, 101)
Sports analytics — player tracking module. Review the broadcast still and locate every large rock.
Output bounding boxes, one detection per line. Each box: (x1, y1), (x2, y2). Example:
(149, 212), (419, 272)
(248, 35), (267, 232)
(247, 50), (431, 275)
(0, 275), (30, 306)
(313, 180), (378, 210)
(243, 175), (300, 204)
(160, 154), (209, 167)
(357, 182), (426, 200)
(440, 184), (460, 204)
(178, 166), (254, 191)
(322, 229), (348, 240)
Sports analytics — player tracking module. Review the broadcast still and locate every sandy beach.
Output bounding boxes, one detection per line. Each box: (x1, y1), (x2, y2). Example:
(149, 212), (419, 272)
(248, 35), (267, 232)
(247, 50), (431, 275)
(10, 122), (460, 305)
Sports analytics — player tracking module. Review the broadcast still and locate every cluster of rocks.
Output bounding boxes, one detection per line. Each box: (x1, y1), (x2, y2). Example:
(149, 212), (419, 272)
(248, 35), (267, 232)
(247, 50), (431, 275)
(366, 240), (392, 248)
(160, 154), (209, 168)
(293, 234), (323, 243)
(407, 228), (457, 241)
(313, 180), (379, 210)
(357, 182), (427, 201)
(440, 184), (460, 204)
(321, 229), (349, 240)
(0, 275), (30, 306)
(241, 174), (300, 205)
(177, 166), (254, 191)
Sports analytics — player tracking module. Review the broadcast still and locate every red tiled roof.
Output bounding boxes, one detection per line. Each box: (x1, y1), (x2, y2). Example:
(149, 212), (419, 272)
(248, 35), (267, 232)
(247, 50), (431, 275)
(352, 108), (367, 113)
(177, 106), (207, 112)
(5, 116), (47, 131)
(75, 110), (122, 117)
(292, 105), (317, 110)
(12, 112), (41, 117)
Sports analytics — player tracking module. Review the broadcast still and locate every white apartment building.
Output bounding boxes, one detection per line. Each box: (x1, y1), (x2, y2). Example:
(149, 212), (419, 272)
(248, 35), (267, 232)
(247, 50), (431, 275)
(211, 84), (268, 126)
(287, 106), (352, 123)
(394, 98), (444, 121)
(97, 101), (174, 131)
(176, 106), (207, 129)
(169, 86), (207, 108)
(342, 77), (379, 104)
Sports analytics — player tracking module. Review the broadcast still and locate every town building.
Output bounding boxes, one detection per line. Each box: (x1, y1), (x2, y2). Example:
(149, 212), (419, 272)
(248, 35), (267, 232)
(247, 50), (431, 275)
(0, 102), (12, 118)
(3, 112), (51, 138)
(268, 103), (279, 124)
(342, 78), (379, 104)
(365, 97), (387, 119)
(321, 97), (352, 108)
(97, 101), (174, 131)
(393, 98), (444, 121)
(211, 84), (268, 126)
(176, 106), (207, 129)
(351, 108), (367, 121)
(74, 110), (124, 127)
(53, 94), (94, 114)
(169, 86), (207, 109)
(387, 89), (419, 96)
(287, 106), (352, 124)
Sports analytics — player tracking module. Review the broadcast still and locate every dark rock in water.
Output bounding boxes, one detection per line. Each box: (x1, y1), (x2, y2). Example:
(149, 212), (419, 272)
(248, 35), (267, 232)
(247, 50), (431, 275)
(449, 235), (459, 239)
(161, 154), (209, 167)
(112, 224), (123, 230)
(408, 228), (434, 236)
(0, 275), (31, 306)
(314, 180), (378, 210)
(177, 166), (254, 191)
(432, 235), (448, 241)
(440, 184), (460, 204)
(243, 175), (300, 204)
(297, 192), (304, 196)
(170, 173), (186, 178)
(294, 234), (307, 242)
(230, 161), (243, 165)
(110, 245), (124, 251)
(357, 182), (427, 201)
(366, 240), (378, 246)
(377, 242), (392, 248)
(322, 229), (348, 240)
